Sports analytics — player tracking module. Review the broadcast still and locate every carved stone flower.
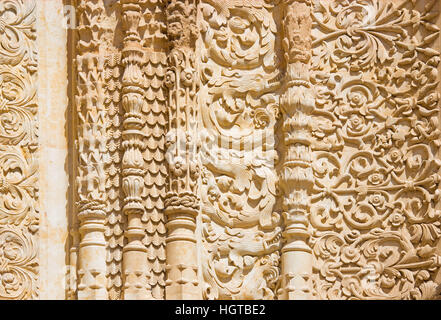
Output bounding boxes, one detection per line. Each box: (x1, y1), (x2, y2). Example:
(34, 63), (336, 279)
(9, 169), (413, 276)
(368, 192), (385, 208)
(389, 210), (405, 227)
(1, 272), (19, 292)
(2, 238), (19, 261)
(0, 236), (20, 292)
(341, 247), (361, 264)
(373, 132), (392, 152)
(171, 156), (185, 178)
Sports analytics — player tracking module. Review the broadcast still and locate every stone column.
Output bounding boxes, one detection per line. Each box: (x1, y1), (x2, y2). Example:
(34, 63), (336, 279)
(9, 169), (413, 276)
(164, 0), (201, 300)
(120, 0), (152, 300)
(278, 0), (314, 300)
(74, 0), (108, 300)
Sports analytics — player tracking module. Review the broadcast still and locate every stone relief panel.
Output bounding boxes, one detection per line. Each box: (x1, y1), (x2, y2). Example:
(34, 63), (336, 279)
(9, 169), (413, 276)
(309, 0), (441, 299)
(197, 0), (283, 300)
(69, 0), (168, 300)
(0, 0), (39, 300)
(49, 0), (441, 300)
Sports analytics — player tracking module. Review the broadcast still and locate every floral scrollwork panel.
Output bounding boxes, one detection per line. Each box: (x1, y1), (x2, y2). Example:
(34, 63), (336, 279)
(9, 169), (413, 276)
(0, 0), (38, 300)
(309, 0), (441, 299)
(23, 0), (441, 300)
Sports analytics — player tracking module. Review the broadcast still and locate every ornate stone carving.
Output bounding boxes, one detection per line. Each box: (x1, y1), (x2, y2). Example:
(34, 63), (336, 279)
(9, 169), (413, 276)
(278, 0), (314, 300)
(0, 0), (39, 300)
(70, 0), (169, 300)
(119, 0), (153, 300)
(140, 0), (168, 300)
(8, 0), (440, 300)
(104, 49), (124, 300)
(74, 0), (110, 300)
(309, 0), (441, 299)
(198, 0), (282, 300)
(164, 0), (202, 300)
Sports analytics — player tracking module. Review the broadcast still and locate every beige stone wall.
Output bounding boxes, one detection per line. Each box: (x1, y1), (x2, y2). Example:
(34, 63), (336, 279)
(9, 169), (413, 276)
(0, 0), (441, 300)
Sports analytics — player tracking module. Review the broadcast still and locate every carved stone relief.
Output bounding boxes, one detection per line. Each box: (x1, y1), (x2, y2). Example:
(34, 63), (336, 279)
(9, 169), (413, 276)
(1, 0), (441, 300)
(197, 0), (282, 300)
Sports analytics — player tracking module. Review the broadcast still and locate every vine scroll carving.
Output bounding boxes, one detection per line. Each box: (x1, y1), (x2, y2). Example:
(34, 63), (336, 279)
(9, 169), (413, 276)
(2, 0), (438, 300)
(0, 0), (39, 300)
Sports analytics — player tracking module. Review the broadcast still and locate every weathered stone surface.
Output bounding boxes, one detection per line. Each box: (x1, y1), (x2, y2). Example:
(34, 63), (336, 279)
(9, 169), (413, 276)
(0, 0), (440, 300)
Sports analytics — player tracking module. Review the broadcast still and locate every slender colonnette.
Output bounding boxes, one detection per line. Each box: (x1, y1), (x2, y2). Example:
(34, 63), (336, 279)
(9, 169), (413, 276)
(278, 0), (314, 300)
